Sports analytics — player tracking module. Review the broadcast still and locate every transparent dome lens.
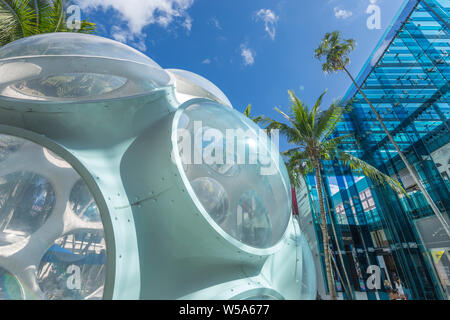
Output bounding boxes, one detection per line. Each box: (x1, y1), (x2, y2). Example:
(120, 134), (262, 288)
(0, 267), (23, 300)
(191, 177), (229, 225)
(237, 190), (272, 248)
(11, 73), (128, 99)
(0, 33), (169, 101)
(0, 33), (159, 67)
(70, 180), (101, 223)
(175, 101), (291, 249)
(0, 172), (55, 246)
(37, 231), (106, 300)
(0, 134), (107, 300)
(168, 69), (232, 107)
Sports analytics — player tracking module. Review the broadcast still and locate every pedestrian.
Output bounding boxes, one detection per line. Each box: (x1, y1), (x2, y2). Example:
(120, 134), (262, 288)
(384, 279), (392, 291)
(388, 288), (402, 300)
(395, 279), (406, 300)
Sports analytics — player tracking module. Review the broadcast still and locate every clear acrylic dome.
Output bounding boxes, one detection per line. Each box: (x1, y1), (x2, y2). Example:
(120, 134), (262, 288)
(174, 101), (291, 249)
(167, 69), (232, 107)
(0, 134), (107, 300)
(0, 33), (170, 102)
(0, 267), (23, 300)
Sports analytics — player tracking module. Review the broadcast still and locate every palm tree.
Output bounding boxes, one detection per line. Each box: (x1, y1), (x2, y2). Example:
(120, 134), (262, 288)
(0, 0), (95, 46)
(314, 31), (450, 238)
(257, 90), (405, 300)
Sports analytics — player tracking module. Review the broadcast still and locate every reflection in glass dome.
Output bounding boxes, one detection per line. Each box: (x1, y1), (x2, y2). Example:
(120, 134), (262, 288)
(0, 33), (158, 66)
(0, 135), (23, 162)
(168, 69), (232, 107)
(0, 33), (170, 101)
(237, 190), (272, 248)
(0, 172), (55, 246)
(11, 73), (128, 99)
(191, 177), (229, 225)
(194, 126), (240, 177)
(70, 180), (101, 223)
(37, 232), (106, 300)
(0, 267), (23, 300)
(0, 134), (107, 300)
(175, 101), (291, 249)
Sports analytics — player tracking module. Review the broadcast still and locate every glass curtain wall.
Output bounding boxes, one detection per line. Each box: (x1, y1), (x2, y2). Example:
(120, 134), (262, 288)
(303, 0), (449, 300)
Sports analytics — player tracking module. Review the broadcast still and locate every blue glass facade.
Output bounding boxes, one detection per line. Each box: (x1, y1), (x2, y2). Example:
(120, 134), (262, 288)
(304, 0), (449, 300)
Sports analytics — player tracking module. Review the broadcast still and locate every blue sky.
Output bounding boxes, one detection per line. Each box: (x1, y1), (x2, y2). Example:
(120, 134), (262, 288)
(72, 0), (405, 151)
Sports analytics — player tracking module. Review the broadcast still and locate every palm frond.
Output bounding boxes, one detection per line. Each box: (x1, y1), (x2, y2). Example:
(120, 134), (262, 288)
(244, 104), (252, 118)
(0, 0), (36, 45)
(285, 150), (313, 188)
(311, 89), (327, 131)
(334, 150), (406, 194)
(261, 117), (305, 144)
(282, 146), (304, 157)
(288, 90), (313, 137)
(315, 31), (357, 73)
(274, 107), (306, 142)
(320, 133), (354, 155)
(313, 100), (345, 140)
(77, 20), (96, 34)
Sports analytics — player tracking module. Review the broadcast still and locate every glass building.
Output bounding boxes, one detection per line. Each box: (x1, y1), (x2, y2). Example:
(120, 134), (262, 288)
(300, 0), (449, 300)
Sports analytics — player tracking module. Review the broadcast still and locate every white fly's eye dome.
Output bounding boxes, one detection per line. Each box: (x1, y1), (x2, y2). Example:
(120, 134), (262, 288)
(174, 101), (291, 249)
(0, 134), (108, 300)
(0, 33), (170, 102)
(167, 69), (232, 107)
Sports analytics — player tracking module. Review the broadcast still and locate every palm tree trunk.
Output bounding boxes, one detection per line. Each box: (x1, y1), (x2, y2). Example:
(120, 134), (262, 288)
(314, 159), (337, 300)
(342, 65), (450, 238)
(321, 173), (354, 300)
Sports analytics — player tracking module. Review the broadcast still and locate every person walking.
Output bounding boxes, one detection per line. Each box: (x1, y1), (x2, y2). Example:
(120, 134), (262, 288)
(395, 279), (406, 300)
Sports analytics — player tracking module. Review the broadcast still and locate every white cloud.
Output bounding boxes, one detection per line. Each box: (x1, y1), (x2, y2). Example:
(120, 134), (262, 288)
(75, 0), (194, 39)
(111, 26), (128, 43)
(240, 45), (255, 66)
(334, 7), (353, 19)
(209, 17), (222, 30)
(255, 9), (278, 40)
(111, 25), (147, 51)
(183, 15), (193, 32)
(202, 58), (211, 64)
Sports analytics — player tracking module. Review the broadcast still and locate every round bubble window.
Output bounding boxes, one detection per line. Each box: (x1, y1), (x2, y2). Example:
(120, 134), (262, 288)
(174, 101), (291, 249)
(167, 69), (232, 107)
(0, 267), (23, 300)
(0, 33), (170, 101)
(0, 134), (107, 300)
(37, 231), (106, 300)
(0, 172), (55, 246)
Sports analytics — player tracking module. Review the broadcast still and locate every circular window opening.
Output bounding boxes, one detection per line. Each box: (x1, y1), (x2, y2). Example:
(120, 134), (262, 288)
(191, 177), (229, 225)
(70, 180), (101, 223)
(0, 134), (107, 300)
(175, 101), (291, 249)
(37, 231), (106, 300)
(0, 171), (55, 246)
(0, 267), (23, 300)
